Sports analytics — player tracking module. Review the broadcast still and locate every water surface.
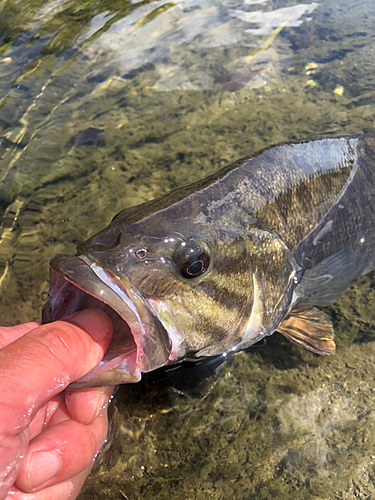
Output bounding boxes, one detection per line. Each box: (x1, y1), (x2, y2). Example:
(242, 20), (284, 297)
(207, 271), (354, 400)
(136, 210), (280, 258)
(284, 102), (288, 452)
(1, 0), (375, 498)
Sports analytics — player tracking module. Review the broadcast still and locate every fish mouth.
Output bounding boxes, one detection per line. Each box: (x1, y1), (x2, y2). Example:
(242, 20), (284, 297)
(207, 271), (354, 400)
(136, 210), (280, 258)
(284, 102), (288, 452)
(42, 254), (172, 389)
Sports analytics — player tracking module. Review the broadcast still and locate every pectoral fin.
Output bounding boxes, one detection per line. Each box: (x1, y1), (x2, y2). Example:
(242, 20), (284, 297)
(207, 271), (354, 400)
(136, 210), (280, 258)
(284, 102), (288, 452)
(277, 307), (335, 355)
(293, 249), (358, 307)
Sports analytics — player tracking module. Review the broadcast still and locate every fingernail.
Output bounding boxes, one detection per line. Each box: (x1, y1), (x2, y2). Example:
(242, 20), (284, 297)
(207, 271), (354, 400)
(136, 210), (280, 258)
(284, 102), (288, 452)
(68, 309), (112, 342)
(27, 451), (61, 489)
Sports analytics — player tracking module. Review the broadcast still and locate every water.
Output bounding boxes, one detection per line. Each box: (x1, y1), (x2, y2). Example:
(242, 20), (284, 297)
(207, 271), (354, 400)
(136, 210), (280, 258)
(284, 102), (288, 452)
(1, 0), (375, 498)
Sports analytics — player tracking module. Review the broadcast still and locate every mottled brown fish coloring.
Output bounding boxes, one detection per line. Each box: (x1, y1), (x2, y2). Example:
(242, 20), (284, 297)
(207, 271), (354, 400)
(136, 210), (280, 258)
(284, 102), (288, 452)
(43, 132), (375, 388)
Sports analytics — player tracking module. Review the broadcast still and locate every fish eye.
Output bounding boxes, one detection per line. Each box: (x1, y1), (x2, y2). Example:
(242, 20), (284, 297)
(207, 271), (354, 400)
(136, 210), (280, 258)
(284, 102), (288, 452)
(173, 241), (210, 279)
(135, 248), (148, 260)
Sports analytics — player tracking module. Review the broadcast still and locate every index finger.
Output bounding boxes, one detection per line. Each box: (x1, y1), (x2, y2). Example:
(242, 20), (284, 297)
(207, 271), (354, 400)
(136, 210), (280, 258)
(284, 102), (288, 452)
(0, 308), (113, 438)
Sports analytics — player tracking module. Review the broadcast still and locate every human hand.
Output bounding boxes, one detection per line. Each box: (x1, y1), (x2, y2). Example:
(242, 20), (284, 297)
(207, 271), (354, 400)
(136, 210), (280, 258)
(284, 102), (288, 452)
(0, 308), (114, 500)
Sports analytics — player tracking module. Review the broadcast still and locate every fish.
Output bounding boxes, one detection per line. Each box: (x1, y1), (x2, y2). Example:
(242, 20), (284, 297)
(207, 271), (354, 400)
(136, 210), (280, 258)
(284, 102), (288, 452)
(214, 70), (260, 92)
(69, 127), (106, 147)
(42, 132), (375, 389)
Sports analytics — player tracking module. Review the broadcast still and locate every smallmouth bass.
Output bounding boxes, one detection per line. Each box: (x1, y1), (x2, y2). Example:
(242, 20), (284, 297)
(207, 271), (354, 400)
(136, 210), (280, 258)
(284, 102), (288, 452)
(42, 132), (375, 389)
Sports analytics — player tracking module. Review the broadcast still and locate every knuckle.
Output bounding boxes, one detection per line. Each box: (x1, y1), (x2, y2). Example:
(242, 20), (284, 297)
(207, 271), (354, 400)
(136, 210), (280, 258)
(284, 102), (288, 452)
(29, 323), (86, 367)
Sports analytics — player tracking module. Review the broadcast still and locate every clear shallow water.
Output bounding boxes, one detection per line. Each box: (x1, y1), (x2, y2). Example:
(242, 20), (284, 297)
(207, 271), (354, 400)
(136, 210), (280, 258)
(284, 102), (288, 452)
(1, 0), (375, 498)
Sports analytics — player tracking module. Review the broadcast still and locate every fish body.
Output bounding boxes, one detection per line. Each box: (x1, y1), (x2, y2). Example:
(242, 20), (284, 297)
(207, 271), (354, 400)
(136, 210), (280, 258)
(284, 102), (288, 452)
(42, 132), (375, 388)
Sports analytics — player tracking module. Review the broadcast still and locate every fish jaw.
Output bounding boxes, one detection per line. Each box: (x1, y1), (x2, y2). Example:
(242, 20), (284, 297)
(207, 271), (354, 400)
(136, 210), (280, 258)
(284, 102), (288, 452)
(42, 254), (172, 389)
(146, 297), (194, 360)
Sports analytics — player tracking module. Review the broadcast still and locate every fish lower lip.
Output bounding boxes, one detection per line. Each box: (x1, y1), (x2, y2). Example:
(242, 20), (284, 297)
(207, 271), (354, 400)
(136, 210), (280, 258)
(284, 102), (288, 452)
(42, 254), (171, 389)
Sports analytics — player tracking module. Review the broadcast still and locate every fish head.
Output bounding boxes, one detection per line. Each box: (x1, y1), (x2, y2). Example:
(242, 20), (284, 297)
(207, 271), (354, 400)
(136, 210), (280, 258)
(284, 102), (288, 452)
(43, 199), (296, 389)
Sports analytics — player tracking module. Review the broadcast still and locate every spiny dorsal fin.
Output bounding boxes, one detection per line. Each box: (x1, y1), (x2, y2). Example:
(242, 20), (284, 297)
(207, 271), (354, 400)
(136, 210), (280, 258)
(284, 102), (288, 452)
(277, 307), (335, 355)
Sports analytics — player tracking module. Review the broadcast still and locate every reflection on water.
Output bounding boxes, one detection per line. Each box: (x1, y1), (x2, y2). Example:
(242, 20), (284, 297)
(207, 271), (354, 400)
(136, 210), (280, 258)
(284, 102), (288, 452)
(1, 0), (375, 498)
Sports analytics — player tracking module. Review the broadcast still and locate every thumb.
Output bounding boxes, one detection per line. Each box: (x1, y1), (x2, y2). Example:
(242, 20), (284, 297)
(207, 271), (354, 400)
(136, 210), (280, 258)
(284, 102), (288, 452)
(0, 308), (113, 437)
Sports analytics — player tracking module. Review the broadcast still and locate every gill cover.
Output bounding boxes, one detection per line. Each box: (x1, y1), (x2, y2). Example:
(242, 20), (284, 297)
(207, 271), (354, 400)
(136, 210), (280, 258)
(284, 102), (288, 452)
(239, 229), (297, 348)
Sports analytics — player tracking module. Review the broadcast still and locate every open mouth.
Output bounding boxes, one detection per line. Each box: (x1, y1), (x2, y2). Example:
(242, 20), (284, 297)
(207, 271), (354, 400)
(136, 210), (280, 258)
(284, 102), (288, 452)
(42, 255), (172, 389)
